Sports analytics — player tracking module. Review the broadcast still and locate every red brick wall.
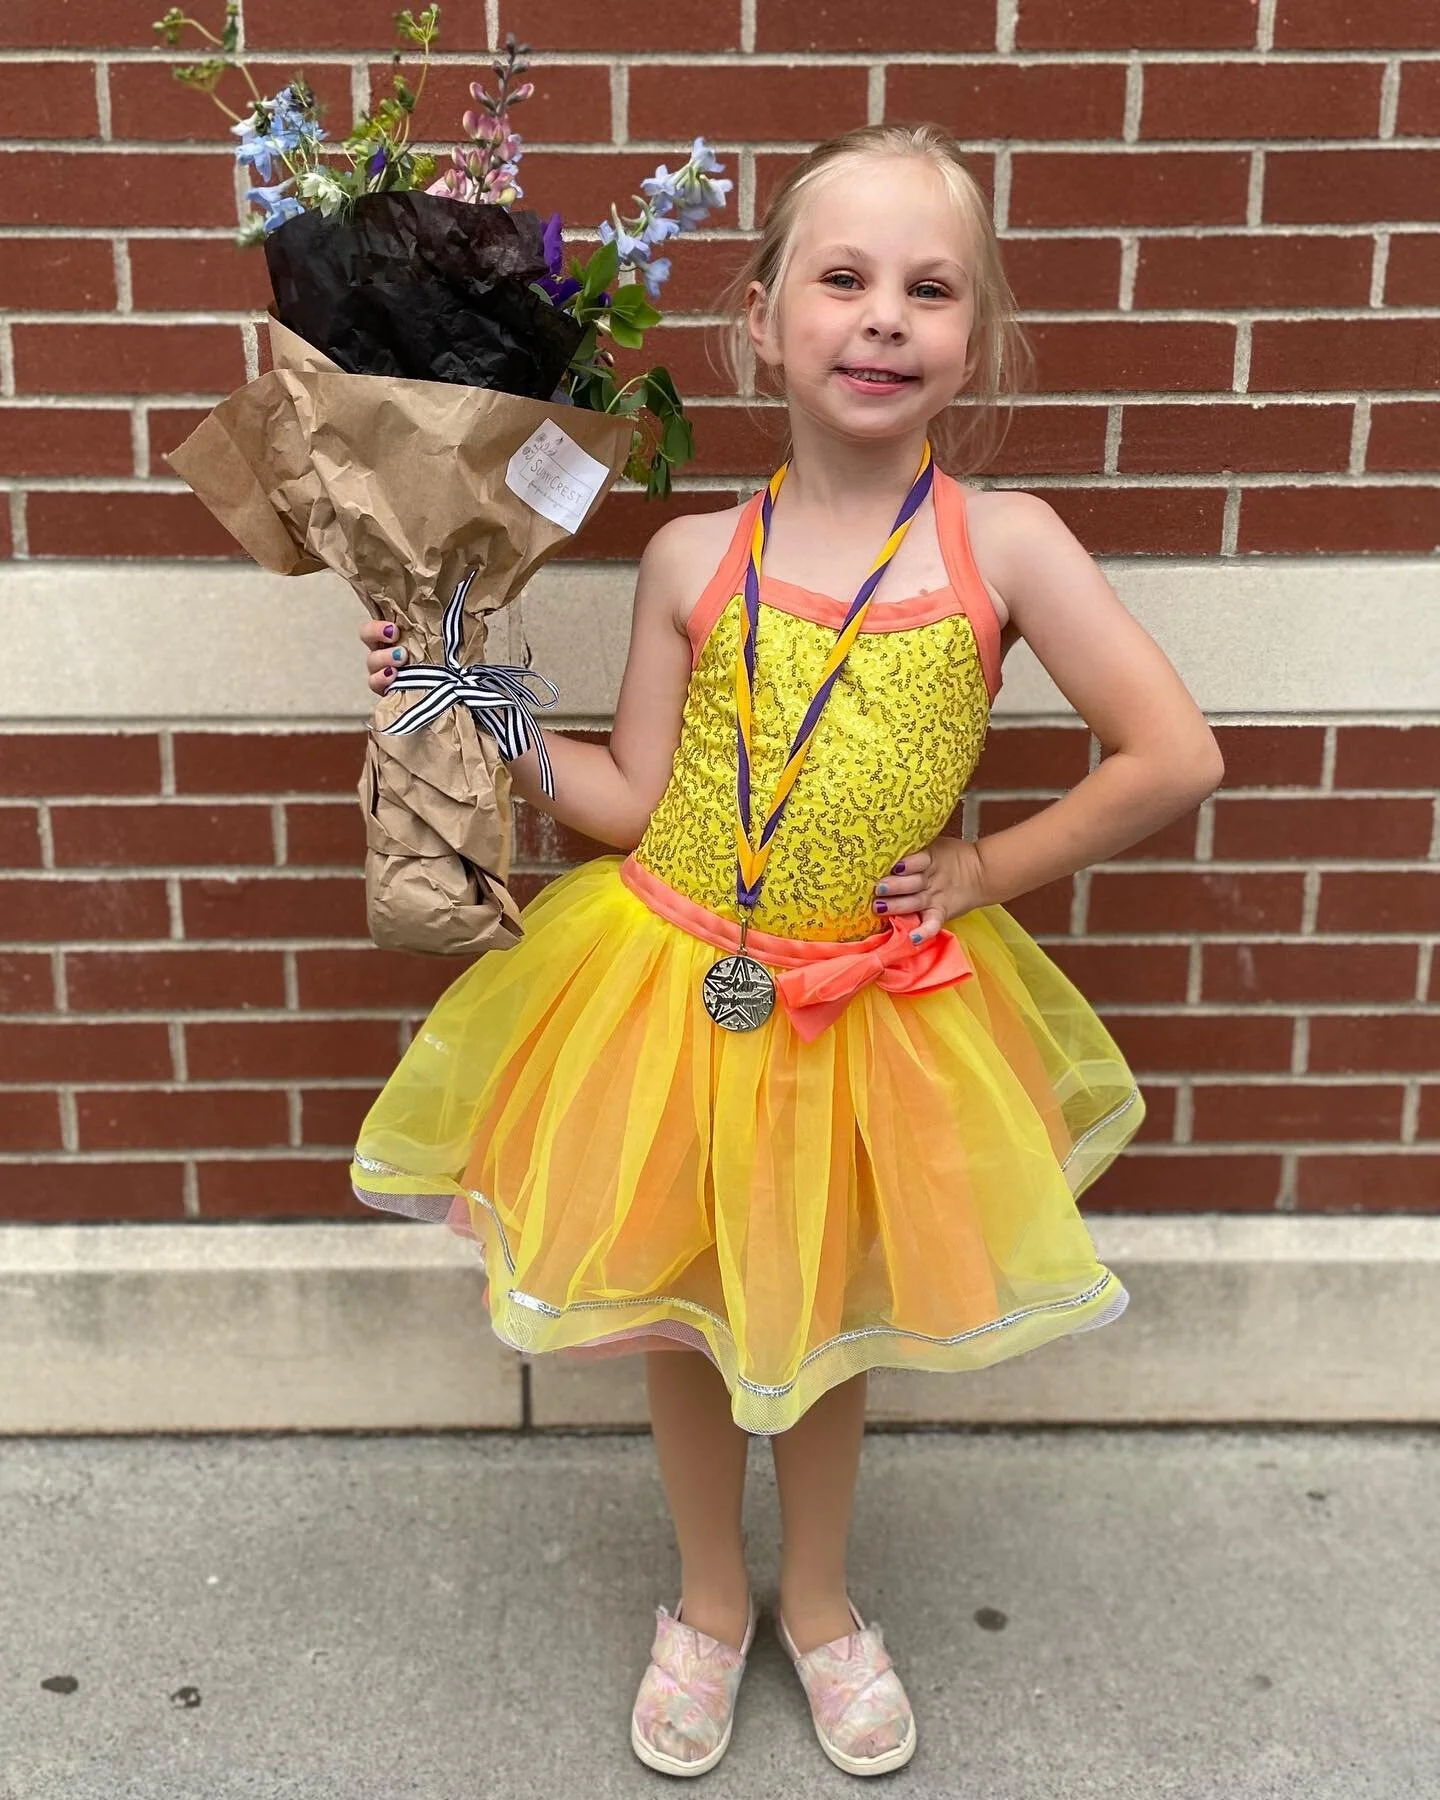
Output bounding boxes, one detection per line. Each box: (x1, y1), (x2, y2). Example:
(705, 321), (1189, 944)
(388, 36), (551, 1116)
(1, 3), (1437, 1220)
(2, 722), (1436, 1219)
(1, 0), (1438, 554)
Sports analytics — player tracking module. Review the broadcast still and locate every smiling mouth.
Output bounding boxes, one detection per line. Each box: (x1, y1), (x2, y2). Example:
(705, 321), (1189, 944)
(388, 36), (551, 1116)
(835, 365), (918, 385)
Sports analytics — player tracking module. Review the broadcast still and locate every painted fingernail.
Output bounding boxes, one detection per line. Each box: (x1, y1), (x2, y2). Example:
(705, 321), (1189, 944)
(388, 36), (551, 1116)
(383, 666), (395, 679)
(892, 861), (906, 874)
(876, 882), (888, 896)
(391, 647), (406, 663)
(876, 900), (888, 914)
(910, 930), (922, 943)
(382, 624), (396, 639)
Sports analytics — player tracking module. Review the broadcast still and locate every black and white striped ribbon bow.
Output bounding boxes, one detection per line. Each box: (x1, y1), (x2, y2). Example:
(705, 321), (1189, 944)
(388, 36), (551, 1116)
(380, 570), (558, 799)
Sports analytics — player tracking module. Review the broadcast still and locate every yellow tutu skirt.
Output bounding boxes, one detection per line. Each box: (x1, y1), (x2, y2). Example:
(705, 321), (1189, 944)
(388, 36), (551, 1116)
(351, 855), (1144, 1435)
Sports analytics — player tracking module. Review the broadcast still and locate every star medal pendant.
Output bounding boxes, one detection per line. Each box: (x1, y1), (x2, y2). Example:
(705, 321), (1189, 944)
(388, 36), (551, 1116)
(702, 910), (776, 1032)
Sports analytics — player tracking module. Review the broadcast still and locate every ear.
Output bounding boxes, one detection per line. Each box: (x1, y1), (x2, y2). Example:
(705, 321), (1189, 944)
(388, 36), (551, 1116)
(745, 279), (783, 371)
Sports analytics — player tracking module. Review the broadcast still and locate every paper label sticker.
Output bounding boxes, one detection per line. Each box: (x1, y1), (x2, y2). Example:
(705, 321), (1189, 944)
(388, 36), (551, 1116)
(505, 422), (609, 535)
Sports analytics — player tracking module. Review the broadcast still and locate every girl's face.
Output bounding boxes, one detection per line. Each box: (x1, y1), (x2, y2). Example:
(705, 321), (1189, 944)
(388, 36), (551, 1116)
(748, 156), (977, 448)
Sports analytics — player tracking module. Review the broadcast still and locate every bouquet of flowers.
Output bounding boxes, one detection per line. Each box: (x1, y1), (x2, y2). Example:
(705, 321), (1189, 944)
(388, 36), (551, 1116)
(156, 6), (730, 955)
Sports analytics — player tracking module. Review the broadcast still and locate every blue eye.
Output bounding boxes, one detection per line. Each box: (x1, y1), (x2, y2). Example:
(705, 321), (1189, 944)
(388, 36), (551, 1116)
(913, 281), (948, 300)
(824, 271), (860, 289)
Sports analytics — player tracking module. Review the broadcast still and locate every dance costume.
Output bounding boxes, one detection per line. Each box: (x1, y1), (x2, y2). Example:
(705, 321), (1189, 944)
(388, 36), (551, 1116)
(352, 457), (1143, 1434)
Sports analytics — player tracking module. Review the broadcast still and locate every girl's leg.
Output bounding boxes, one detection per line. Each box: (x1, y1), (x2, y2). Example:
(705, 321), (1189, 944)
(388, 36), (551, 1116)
(645, 1347), (752, 1650)
(770, 1369), (869, 1653)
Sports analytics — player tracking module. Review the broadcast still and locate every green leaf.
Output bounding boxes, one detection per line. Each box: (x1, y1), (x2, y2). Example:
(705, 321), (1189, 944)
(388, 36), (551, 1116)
(606, 316), (644, 351)
(174, 58), (227, 92)
(579, 241), (619, 303)
(648, 454), (673, 499)
(661, 410), (693, 466)
(644, 365), (682, 413)
(221, 0), (240, 53)
(608, 284), (661, 329)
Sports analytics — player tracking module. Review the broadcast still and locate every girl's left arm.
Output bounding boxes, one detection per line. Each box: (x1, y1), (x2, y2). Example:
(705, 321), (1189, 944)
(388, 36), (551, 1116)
(881, 491), (1225, 941)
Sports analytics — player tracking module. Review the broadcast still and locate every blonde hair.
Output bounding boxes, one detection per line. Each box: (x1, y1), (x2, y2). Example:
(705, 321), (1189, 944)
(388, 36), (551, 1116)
(716, 122), (1033, 477)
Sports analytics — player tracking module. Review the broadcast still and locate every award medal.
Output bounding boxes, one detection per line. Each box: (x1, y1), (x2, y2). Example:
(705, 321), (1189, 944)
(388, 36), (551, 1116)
(703, 442), (937, 1032)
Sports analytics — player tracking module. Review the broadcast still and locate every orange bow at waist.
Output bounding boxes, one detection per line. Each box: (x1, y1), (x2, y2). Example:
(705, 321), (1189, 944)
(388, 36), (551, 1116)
(620, 856), (975, 1042)
(774, 917), (974, 1041)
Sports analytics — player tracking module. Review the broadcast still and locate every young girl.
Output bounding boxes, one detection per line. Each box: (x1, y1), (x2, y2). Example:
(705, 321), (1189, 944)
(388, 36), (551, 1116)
(350, 122), (1223, 1779)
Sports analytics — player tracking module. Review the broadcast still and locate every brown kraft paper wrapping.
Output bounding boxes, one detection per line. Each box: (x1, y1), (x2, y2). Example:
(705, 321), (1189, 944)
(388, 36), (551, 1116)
(167, 317), (634, 958)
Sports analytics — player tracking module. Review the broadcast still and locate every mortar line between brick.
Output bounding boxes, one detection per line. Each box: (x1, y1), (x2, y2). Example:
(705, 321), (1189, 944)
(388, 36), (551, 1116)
(1369, 233), (1390, 308)
(740, 0), (757, 55)
(995, 0), (1018, 55)
(58, 1089), (79, 1154)
(1221, 486), (1240, 555)
(1349, 396), (1372, 475)
(13, 302), (1440, 328)
(1245, 149), (1264, 229)
(95, 60), (112, 142)
(183, 1161), (200, 1219)
(610, 62), (628, 145)
(0, 320), (13, 399)
(52, 948), (68, 1013)
(5, 220), (1434, 244)
(1112, 233), (1136, 310)
(1300, 868), (1321, 935)
(485, 0), (500, 50)
(1416, 942), (1434, 1005)
(1379, 59), (1401, 139)
(1123, 57), (1143, 142)
(1185, 941), (1203, 1007)
(992, 146), (1011, 234)
(1232, 319), (1252, 393)
(130, 407), (150, 481)
(1291, 1015), (1310, 1078)
(8, 491), (28, 558)
(1257, 0), (1278, 53)
(12, 47), (1437, 66)
(1320, 724), (1338, 792)
(867, 64), (884, 126)
(1103, 405), (1122, 473)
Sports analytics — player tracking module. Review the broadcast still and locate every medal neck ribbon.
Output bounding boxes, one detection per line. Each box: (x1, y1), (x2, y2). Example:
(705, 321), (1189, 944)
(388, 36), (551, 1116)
(733, 441), (936, 917)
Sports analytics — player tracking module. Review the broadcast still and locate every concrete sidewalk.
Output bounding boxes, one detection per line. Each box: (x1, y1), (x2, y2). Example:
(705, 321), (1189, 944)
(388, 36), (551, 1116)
(1, 1429), (1435, 1800)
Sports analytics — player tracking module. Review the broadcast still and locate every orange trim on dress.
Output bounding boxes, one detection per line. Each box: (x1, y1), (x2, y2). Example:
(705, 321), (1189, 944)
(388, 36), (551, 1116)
(621, 854), (975, 1043)
(682, 475), (1003, 703)
(684, 493), (764, 666)
(933, 471), (1003, 704)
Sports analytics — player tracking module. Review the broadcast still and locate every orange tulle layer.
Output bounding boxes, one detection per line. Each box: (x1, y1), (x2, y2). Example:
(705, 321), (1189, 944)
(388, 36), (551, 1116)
(351, 856), (1144, 1434)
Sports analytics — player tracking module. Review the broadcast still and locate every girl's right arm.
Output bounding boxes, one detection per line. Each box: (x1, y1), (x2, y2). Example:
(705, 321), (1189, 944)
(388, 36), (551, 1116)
(360, 517), (701, 852)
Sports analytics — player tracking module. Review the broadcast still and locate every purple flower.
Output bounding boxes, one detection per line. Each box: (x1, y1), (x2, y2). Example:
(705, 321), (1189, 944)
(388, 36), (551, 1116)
(542, 210), (565, 276)
(641, 257), (672, 300)
(369, 146), (387, 177)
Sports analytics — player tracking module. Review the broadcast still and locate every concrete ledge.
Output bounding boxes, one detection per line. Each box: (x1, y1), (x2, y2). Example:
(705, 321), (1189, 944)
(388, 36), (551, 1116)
(2, 1216), (1436, 1433)
(8, 556), (1440, 722)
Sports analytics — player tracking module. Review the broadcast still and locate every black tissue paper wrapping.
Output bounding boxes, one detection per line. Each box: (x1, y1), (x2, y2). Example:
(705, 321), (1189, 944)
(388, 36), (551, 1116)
(263, 189), (584, 398)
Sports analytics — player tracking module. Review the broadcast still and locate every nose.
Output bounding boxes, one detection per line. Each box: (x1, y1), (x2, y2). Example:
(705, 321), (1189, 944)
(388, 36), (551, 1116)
(862, 293), (909, 344)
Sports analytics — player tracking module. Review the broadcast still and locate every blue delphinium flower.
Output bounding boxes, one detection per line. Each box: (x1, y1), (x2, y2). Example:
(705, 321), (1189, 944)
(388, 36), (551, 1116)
(590, 140), (731, 303)
(231, 85), (324, 184)
(245, 178), (305, 234)
(597, 218), (651, 262)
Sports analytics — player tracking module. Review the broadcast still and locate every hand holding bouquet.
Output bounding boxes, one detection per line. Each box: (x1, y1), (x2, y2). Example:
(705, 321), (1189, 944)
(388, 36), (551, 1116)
(157, 7), (730, 955)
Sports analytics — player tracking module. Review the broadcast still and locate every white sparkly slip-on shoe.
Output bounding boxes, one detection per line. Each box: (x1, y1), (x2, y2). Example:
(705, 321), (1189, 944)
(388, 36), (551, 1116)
(630, 1594), (757, 1778)
(774, 1598), (917, 1777)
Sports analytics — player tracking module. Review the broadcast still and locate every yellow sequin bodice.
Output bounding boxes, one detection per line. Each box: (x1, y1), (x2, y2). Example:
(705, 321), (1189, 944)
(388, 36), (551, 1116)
(634, 588), (993, 943)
